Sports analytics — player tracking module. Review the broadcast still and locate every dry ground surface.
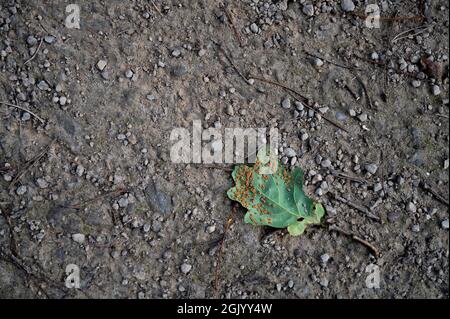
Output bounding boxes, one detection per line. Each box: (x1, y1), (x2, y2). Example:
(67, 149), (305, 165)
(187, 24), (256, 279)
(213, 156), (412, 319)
(0, 0), (449, 298)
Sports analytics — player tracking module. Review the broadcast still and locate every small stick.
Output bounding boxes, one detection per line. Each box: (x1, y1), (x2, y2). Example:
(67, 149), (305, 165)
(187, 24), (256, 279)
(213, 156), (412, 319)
(61, 187), (127, 210)
(303, 50), (360, 71)
(214, 204), (237, 298)
(391, 24), (435, 44)
(213, 41), (251, 85)
(420, 182), (449, 207)
(331, 193), (381, 222)
(0, 101), (45, 124)
(151, 1), (163, 17)
(24, 38), (43, 65)
(354, 75), (374, 110)
(332, 171), (367, 184)
(328, 224), (380, 258)
(352, 12), (424, 22)
(9, 140), (54, 188)
(250, 75), (350, 134)
(223, 4), (244, 47)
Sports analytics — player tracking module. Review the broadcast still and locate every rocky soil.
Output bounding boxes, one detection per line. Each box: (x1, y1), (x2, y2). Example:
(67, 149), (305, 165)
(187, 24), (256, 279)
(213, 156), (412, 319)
(0, 0), (448, 298)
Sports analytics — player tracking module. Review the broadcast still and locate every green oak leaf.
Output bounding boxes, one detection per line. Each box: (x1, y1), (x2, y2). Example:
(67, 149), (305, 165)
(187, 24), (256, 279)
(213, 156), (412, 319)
(227, 149), (325, 236)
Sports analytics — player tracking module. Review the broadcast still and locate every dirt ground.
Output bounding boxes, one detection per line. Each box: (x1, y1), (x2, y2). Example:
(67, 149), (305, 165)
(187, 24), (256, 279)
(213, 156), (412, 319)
(0, 0), (448, 299)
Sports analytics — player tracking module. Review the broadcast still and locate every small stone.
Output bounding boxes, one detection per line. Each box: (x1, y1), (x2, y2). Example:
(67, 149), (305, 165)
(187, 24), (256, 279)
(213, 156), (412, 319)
(250, 23), (259, 33)
(97, 60), (107, 71)
(319, 277), (329, 287)
(370, 52), (379, 60)
(407, 202), (417, 213)
(172, 64), (188, 77)
(321, 159), (332, 168)
(432, 85), (441, 96)
(281, 97), (291, 109)
(301, 132), (309, 141)
(373, 183), (382, 192)
(284, 148), (296, 157)
(37, 80), (49, 91)
(349, 109), (356, 117)
(21, 112), (31, 121)
(412, 80), (421, 88)
(180, 263), (192, 274)
(314, 58), (324, 67)
(288, 280), (294, 288)
(27, 35), (37, 46)
(36, 178), (48, 189)
(441, 219), (449, 230)
(118, 197), (129, 208)
(226, 104), (234, 116)
(365, 163), (378, 174)
(76, 165), (85, 177)
(320, 253), (330, 263)
(411, 224), (420, 232)
(444, 159), (449, 170)
(44, 35), (56, 44)
(72, 233), (85, 244)
(302, 4), (315, 16)
(358, 113), (368, 122)
(101, 71), (110, 80)
(341, 0), (355, 12)
(16, 185), (27, 195)
(125, 69), (134, 78)
(59, 96), (67, 106)
(206, 225), (216, 233)
(276, 283), (282, 292)
(387, 211), (401, 223)
(172, 49), (181, 57)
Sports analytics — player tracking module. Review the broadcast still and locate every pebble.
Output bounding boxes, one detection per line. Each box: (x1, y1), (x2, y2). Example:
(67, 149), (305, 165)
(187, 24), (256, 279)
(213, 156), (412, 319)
(314, 58), (324, 67)
(44, 35), (56, 44)
(36, 178), (48, 189)
(250, 23), (259, 33)
(407, 202), (417, 213)
(97, 60), (107, 71)
(37, 80), (49, 91)
(172, 64), (188, 77)
(432, 85), (441, 96)
(387, 211), (401, 222)
(302, 4), (315, 16)
(101, 71), (110, 80)
(412, 80), (421, 88)
(172, 49), (181, 57)
(411, 224), (420, 232)
(373, 183), (383, 192)
(320, 253), (330, 263)
(441, 219), (449, 230)
(125, 69), (134, 79)
(27, 35), (37, 46)
(118, 197), (129, 208)
(288, 280), (294, 288)
(16, 185), (27, 195)
(365, 163), (378, 174)
(341, 0), (355, 12)
(358, 113), (368, 122)
(284, 148), (296, 157)
(206, 225), (216, 233)
(281, 97), (291, 109)
(180, 263), (192, 274)
(321, 159), (332, 168)
(76, 165), (85, 177)
(72, 233), (85, 244)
